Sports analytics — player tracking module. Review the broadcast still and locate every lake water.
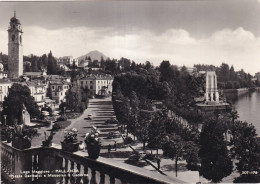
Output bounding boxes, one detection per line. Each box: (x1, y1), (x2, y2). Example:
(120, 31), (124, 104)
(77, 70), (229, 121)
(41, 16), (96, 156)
(224, 88), (260, 136)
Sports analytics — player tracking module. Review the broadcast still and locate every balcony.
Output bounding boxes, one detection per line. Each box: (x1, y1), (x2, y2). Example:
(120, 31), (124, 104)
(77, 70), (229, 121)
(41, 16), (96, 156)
(1, 142), (184, 184)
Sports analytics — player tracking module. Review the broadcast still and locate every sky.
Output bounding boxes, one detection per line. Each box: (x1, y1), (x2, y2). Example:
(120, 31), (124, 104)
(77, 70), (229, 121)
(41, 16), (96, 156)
(0, 0), (260, 74)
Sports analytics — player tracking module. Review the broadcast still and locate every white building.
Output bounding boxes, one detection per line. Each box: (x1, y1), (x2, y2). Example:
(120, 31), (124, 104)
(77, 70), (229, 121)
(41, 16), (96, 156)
(78, 74), (113, 96)
(25, 81), (48, 106)
(49, 81), (70, 103)
(57, 56), (78, 66)
(0, 80), (12, 101)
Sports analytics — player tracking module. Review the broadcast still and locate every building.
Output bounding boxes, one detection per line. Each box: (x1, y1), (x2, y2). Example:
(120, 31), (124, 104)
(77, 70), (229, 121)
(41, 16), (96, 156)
(49, 81), (70, 103)
(0, 80), (12, 101)
(25, 81), (48, 106)
(178, 66), (197, 75)
(255, 72), (260, 81)
(78, 74), (113, 96)
(8, 12), (23, 78)
(24, 70), (47, 80)
(57, 56), (78, 66)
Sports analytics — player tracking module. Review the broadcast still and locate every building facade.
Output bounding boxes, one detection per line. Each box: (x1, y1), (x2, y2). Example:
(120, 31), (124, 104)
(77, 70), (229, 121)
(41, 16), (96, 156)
(0, 80), (12, 102)
(78, 74), (113, 96)
(25, 81), (48, 106)
(49, 81), (70, 103)
(57, 56), (78, 66)
(8, 12), (23, 78)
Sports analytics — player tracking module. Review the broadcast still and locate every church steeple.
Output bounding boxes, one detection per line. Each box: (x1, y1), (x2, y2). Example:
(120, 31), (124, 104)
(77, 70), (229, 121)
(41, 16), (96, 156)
(8, 11), (23, 78)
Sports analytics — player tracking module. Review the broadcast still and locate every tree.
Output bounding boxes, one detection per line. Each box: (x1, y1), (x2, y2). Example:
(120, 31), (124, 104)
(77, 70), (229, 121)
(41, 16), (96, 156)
(148, 112), (166, 155)
(229, 110), (239, 123)
(47, 51), (58, 74)
(2, 83), (41, 125)
(65, 82), (85, 112)
(136, 109), (152, 150)
(162, 134), (185, 177)
(129, 91), (139, 139)
(231, 121), (260, 182)
(199, 117), (233, 183)
(183, 141), (200, 170)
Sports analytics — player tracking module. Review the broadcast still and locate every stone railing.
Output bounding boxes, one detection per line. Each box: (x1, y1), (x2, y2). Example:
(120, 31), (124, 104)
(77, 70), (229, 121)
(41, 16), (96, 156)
(1, 142), (185, 184)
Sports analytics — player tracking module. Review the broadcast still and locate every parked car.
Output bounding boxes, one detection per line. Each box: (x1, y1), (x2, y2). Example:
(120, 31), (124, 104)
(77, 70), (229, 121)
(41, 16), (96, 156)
(86, 114), (92, 120)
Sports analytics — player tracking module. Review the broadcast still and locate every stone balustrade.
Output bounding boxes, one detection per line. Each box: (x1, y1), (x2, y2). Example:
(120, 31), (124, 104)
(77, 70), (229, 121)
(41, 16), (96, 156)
(1, 142), (184, 184)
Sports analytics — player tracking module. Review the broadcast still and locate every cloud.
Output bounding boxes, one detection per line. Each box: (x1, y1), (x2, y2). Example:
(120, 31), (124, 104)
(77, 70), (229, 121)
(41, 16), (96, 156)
(0, 26), (260, 74)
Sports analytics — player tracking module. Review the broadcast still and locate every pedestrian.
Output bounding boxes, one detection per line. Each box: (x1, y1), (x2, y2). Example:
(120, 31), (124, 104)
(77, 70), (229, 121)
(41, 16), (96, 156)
(157, 157), (161, 169)
(108, 144), (111, 157)
(114, 141), (117, 151)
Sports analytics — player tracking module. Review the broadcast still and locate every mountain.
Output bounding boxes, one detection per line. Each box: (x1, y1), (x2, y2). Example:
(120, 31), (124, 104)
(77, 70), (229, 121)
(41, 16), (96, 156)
(77, 50), (108, 61)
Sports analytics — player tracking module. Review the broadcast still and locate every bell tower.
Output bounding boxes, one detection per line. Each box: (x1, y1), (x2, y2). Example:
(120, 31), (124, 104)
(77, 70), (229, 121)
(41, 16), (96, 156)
(8, 11), (23, 78)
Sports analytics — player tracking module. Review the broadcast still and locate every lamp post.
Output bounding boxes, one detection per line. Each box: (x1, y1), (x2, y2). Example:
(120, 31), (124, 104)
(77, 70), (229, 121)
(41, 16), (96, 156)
(63, 107), (66, 116)
(127, 99), (131, 137)
(3, 115), (7, 126)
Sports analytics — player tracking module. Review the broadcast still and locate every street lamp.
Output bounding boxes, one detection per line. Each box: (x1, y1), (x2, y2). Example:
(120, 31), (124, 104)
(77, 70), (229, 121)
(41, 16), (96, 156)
(63, 107), (66, 116)
(3, 115), (7, 126)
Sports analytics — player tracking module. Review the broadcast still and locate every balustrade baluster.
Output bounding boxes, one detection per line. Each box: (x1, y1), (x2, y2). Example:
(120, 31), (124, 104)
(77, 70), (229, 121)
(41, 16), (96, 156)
(33, 155), (38, 171)
(32, 155), (38, 182)
(75, 163), (81, 184)
(5, 151), (9, 173)
(7, 151), (11, 174)
(109, 176), (115, 184)
(12, 152), (15, 177)
(70, 161), (75, 184)
(90, 169), (97, 184)
(83, 166), (89, 184)
(65, 159), (69, 184)
(3, 149), (6, 171)
(0, 148), (2, 169)
(99, 172), (105, 184)
(59, 158), (64, 184)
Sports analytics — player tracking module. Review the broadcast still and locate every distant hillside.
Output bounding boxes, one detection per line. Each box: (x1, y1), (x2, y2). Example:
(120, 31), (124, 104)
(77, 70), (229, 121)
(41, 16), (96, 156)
(77, 50), (108, 61)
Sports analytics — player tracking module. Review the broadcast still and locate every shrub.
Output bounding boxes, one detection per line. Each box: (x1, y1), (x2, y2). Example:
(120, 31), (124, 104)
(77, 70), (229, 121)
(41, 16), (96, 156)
(56, 116), (68, 121)
(52, 120), (71, 131)
(124, 136), (134, 144)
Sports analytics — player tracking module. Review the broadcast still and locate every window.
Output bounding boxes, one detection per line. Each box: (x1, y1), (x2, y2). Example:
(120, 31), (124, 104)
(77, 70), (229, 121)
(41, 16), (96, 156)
(55, 92), (57, 96)
(61, 92), (62, 95)
(20, 35), (22, 43)
(52, 86), (54, 89)
(90, 86), (93, 89)
(81, 81), (83, 85)
(90, 81), (93, 84)
(86, 81), (87, 84)
(12, 35), (15, 41)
